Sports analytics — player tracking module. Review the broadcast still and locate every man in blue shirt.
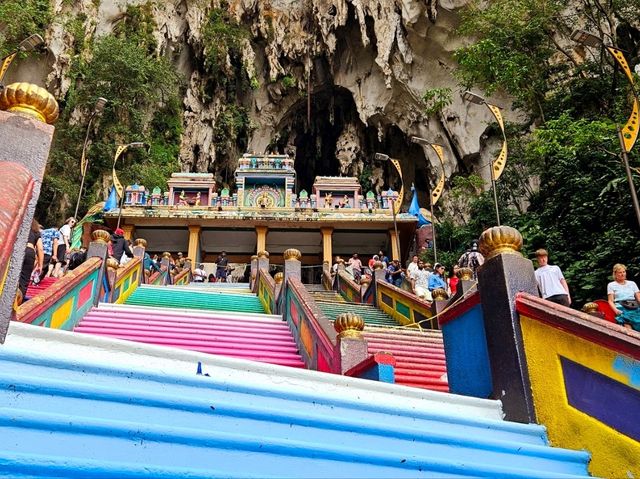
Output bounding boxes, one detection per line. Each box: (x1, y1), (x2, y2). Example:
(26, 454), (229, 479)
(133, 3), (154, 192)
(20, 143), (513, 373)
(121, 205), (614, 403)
(40, 227), (60, 279)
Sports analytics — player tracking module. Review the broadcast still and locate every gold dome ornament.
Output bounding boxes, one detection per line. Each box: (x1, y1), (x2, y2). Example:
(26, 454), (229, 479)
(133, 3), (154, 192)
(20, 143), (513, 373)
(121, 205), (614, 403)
(334, 312), (365, 339)
(479, 226), (523, 260)
(582, 302), (599, 314)
(458, 267), (474, 281)
(0, 82), (59, 124)
(133, 238), (147, 248)
(432, 288), (449, 301)
(274, 272), (284, 284)
(106, 258), (120, 270)
(283, 248), (302, 261)
(91, 229), (111, 244)
(257, 250), (269, 259)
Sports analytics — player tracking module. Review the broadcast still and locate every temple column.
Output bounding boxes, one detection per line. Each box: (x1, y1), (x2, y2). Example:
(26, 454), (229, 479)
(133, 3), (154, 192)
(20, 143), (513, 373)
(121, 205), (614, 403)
(121, 224), (135, 241)
(188, 225), (201, 266)
(389, 228), (400, 261)
(320, 227), (333, 265)
(255, 225), (268, 253)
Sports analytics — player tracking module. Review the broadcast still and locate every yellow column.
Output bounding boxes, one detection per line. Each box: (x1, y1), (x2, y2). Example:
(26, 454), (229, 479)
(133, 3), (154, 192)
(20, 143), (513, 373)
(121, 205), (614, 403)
(320, 227), (333, 265)
(188, 225), (201, 266)
(255, 226), (268, 253)
(389, 228), (400, 261)
(121, 224), (135, 241)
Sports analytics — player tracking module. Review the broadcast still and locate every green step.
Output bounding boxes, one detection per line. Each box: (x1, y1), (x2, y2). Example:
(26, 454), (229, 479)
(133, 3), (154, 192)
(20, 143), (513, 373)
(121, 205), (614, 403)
(125, 286), (265, 314)
(317, 302), (398, 327)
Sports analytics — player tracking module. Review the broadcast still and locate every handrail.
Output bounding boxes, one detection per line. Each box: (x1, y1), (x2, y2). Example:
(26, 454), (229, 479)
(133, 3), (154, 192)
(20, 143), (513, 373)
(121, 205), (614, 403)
(375, 279), (435, 328)
(257, 268), (276, 314)
(15, 257), (102, 326)
(438, 291), (481, 327)
(173, 267), (191, 285)
(336, 270), (361, 303)
(516, 292), (640, 360)
(110, 257), (142, 304)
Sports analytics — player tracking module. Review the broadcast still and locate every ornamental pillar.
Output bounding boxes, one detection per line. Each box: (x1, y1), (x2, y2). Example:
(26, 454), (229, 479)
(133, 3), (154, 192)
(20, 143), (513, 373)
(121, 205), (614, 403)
(283, 249), (302, 282)
(0, 84), (58, 342)
(477, 225), (538, 423)
(255, 225), (268, 254)
(389, 228), (400, 261)
(320, 227), (333, 265)
(187, 225), (201, 267)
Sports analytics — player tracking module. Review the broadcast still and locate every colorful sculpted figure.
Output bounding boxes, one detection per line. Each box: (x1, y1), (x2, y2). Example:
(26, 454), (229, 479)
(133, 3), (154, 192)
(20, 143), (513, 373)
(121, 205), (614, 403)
(179, 190), (188, 206)
(195, 192), (201, 206)
(324, 193), (332, 208)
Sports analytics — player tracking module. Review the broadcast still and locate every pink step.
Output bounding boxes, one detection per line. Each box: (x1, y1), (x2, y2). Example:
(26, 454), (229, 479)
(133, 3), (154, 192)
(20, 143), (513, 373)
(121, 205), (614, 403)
(25, 277), (57, 299)
(75, 306), (306, 369)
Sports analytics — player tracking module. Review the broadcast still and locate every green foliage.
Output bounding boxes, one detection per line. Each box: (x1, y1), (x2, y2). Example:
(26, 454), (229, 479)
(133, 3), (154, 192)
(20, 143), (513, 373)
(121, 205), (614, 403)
(454, 0), (563, 115)
(214, 104), (251, 144)
(0, 0), (51, 58)
(422, 87), (452, 116)
(281, 75), (296, 89)
(38, 11), (183, 224)
(201, 5), (249, 74)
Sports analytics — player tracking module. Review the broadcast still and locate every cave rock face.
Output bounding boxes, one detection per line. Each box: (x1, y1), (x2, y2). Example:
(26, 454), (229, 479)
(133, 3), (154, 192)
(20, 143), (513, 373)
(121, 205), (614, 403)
(20, 0), (515, 200)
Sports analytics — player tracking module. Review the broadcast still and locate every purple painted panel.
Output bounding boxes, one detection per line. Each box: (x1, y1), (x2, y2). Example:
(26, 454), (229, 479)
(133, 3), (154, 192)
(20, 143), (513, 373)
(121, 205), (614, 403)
(561, 356), (640, 441)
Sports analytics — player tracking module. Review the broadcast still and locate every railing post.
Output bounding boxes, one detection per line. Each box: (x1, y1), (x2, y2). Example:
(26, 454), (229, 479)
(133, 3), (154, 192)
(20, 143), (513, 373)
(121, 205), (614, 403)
(477, 226), (538, 423)
(161, 252), (172, 285)
(132, 239), (146, 285)
(334, 312), (368, 373)
(430, 288), (449, 322)
(359, 276), (370, 302)
(0, 95), (57, 342)
(274, 272), (284, 313)
(283, 249), (302, 282)
(105, 258), (120, 303)
(250, 254), (258, 290)
(86, 230), (110, 305)
(257, 250), (269, 273)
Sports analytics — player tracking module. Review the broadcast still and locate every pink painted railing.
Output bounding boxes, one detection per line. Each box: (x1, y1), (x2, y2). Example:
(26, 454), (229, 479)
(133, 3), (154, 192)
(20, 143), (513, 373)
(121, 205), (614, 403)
(14, 257), (103, 330)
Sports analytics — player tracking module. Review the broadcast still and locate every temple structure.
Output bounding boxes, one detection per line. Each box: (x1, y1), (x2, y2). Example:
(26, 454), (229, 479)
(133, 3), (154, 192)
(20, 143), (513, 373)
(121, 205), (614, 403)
(104, 153), (416, 266)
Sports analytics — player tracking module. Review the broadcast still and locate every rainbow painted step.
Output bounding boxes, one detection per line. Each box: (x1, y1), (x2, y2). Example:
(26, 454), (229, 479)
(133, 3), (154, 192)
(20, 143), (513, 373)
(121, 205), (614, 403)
(316, 301), (398, 327)
(24, 276), (57, 300)
(74, 303), (305, 368)
(0, 322), (591, 478)
(125, 284), (265, 314)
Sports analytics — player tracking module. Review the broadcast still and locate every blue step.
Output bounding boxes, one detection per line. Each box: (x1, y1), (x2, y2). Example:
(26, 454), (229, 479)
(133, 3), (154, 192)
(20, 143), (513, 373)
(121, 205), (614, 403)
(0, 323), (591, 478)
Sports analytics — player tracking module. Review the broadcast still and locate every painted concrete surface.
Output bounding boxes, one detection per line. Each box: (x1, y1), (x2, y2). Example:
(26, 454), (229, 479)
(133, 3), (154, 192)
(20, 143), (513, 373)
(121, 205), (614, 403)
(0, 322), (592, 477)
(520, 313), (639, 478)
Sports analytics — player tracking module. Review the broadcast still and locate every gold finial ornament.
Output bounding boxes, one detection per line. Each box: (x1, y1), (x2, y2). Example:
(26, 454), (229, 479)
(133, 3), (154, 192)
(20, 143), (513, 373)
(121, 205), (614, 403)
(106, 258), (120, 270)
(0, 82), (59, 124)
(133, 238), (147, 248)
(582, 302), (599, 314)
(337, 258), (345, 265)
(162, 251), (172, 259)
(283, 248), (302, 261)
(91, 229), (111, 244)
(373, 261), (384, 270)
(360, 276), (371, 285)
(251, 255), (259, 261)
(458, 267), (473, 281)
(479, 225), (523, 260)
(432, 288), (449, 301)
(274, 272), (284, 284)
(257, 250), (269, 259)
(334, 312), (365, 339)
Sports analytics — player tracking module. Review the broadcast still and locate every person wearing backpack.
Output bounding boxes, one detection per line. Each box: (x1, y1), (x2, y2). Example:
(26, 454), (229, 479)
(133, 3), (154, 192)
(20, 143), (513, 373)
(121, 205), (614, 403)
(457, 240), (484, 279)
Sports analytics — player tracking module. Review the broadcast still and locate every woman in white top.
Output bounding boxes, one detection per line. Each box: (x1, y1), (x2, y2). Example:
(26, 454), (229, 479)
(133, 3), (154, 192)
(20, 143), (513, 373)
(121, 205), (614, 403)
(607, 263), (640, 331)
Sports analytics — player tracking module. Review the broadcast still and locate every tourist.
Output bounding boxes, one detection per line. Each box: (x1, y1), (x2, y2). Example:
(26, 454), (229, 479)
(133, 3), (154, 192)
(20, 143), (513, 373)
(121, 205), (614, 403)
(410, 260), (431, 301)
(67, 248), (87, 271)
(368, 254), (379, 270)
(52, 217), (75, 278)
(449, 265), (461, 296)
(176, 252), (186, 270)
(607, 263), (640, 331)
(193, 263), (207, 282)
(143, 252), (160, 277)
(18, 219), (44, 301)
(457, 240), (484, 279)
(385, 259), (404, 287)
(534, 249), (571, 307)
(111, 228), (133, 264)
(216, 251), (229, 282)
(406, 255), (419, 277)
(428, 263), (447, 292)
(40, 225), (60, 279)
(378, 250), (389, 268)
(348, 253), (362, 282)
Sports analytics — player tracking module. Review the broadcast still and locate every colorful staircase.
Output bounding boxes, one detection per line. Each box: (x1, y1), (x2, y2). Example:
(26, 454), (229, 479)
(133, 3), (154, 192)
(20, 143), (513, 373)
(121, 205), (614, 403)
(316, 299), (448, 392)
(73, 285), (305, 368)
(0, 322), (592, 478)
(125, 284), (265, 313)
(24, 276), (57, 299)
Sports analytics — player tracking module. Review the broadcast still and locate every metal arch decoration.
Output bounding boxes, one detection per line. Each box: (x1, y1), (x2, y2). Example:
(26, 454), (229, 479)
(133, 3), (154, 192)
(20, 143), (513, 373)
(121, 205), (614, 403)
(607, 46), (640, 153)
(389, 157), (404, 214)
(0, 53), (18, 84)
(112, 145), (128, 199)
(428, 144), (446, 205)
(486, 103), (508, 181)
